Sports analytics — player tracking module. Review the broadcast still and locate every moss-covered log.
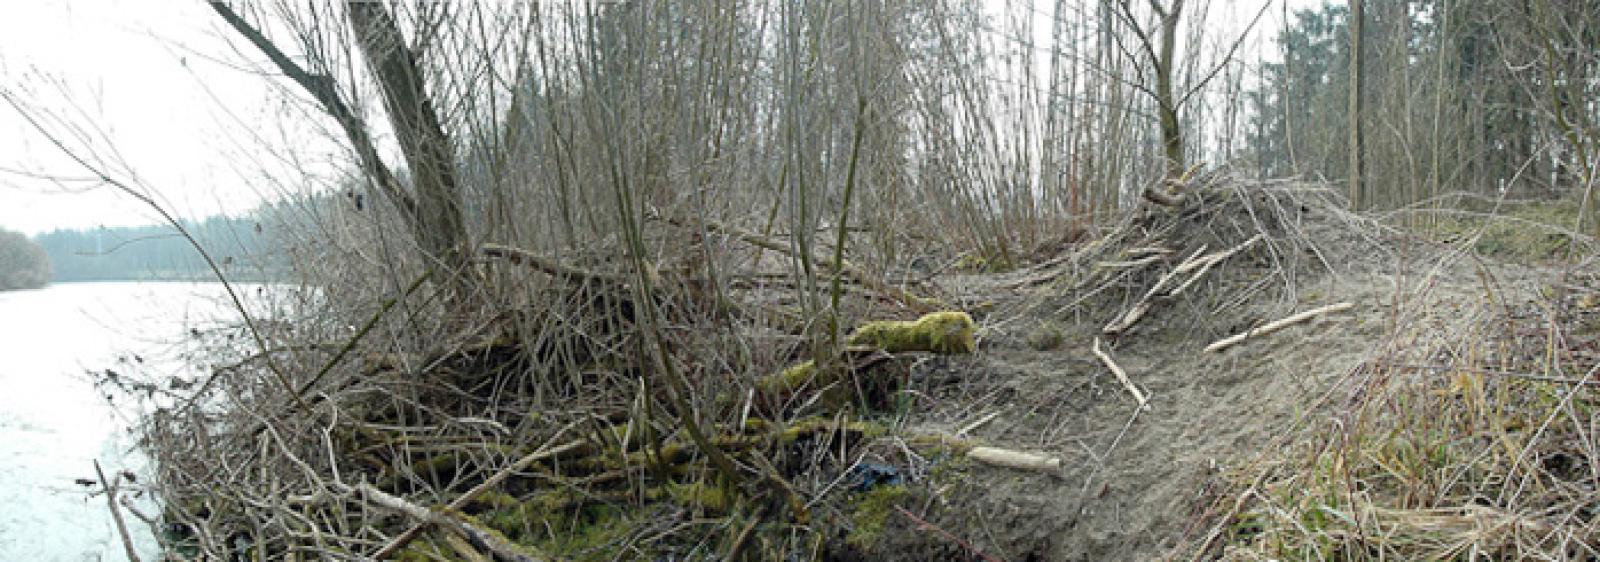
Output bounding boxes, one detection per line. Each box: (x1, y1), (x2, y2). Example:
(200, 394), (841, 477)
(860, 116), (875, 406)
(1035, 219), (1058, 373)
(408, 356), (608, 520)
(757, 311), (977, 408)
(845, 311), (977, 354)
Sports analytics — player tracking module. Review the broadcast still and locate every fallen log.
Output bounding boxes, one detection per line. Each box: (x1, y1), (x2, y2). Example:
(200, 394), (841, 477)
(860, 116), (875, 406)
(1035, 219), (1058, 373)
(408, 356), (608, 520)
(910, 434), (1063, 476)
(756, 311), (977, 408)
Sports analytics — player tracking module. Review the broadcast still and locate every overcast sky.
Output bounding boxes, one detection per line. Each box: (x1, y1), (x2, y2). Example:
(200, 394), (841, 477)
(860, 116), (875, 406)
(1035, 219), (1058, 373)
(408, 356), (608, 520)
(0, 0), (1320, 237)
(0, 0), (342, 236)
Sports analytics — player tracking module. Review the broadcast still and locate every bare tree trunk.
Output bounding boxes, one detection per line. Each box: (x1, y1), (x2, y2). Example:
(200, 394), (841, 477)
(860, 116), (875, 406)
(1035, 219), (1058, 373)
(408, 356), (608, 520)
(1146, 0), (1187, 180)
(347, 3), (471, 300)
(1347, 0), (1366, 209)
(209, 2), (472, 303)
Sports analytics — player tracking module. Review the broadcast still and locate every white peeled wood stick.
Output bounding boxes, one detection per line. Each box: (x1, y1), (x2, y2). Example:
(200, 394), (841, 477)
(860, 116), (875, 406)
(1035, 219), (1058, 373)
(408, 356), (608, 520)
(1209, 233), (1263, 266)
(956, 411), (1002, 437)
(355, 482), (546, 562)
(1125, 246), (1176, 258)
(1171, 246), (1218, 276)
(1093, 337), (1149, 410)
(1169, 233), (1265, 298)
(1158, 245), (1208, 287)
(1205, 302), (1355, 353)
(1103, 251), (1195, 334)
(1102, 301), (1153, 335)
(967, 446), (1062, 475)
(1096, 254), (1166, 269)
(1172, 234), (1262, 277)
(1169, 255), (1222, 297)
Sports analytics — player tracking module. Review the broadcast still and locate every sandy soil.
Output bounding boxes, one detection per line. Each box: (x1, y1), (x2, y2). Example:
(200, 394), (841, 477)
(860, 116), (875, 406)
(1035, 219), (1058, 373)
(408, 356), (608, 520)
(825, 183), (1564, 561)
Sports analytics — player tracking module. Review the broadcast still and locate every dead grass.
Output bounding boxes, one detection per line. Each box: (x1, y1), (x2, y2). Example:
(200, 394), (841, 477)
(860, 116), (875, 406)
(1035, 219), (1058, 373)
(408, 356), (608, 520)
(1208, 252), (1600, 561)
(1395, 195), (1595, 263)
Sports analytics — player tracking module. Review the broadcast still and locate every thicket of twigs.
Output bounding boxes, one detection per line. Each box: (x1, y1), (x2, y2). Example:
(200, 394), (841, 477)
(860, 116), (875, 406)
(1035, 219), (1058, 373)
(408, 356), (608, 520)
(109, 2), (1197, 558)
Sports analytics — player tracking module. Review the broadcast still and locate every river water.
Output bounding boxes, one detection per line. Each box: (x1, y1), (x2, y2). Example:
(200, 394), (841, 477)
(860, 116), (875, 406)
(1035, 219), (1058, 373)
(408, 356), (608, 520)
(0, 282), (250, 561)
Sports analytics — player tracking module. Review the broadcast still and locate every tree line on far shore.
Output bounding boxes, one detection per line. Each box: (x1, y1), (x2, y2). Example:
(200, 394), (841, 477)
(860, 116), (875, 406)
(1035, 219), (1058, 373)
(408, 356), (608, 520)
(30, 214), (287, 283)
(0, 226), (51, 290)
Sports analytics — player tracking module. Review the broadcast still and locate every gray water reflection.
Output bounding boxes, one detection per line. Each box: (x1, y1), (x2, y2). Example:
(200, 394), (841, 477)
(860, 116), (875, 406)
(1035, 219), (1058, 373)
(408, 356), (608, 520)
(0, 282), (252, 561)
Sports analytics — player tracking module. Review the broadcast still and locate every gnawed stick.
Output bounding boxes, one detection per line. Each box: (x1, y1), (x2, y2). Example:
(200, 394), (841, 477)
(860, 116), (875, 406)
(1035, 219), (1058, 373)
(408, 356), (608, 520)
(911, 434), (1063, 476)
(1104, 235), (1264, 335)
(355, 482), (547, 562)
(968, 446), (1062, 474)
(1170, 234), (1263, 297)
(1205, 302), (1354, 353)
(371, 428), (586, 559)
(1096, 254), (1166, 270)
(94, 460), (142, 562)
(1093, 337), (1149, 410)
(1103, 247), (1204, 334)
(1173, 234), (1262, 276)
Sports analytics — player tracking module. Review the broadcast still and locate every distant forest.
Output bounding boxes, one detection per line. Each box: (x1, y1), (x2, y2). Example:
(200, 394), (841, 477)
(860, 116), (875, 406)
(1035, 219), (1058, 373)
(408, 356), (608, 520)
(33, 214), (287, 282)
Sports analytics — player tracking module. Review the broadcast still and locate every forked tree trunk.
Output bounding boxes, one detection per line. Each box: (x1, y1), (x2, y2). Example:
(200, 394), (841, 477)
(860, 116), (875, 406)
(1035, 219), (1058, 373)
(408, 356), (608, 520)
(209, 2), (473, 304)
(347, 3), (471, 301)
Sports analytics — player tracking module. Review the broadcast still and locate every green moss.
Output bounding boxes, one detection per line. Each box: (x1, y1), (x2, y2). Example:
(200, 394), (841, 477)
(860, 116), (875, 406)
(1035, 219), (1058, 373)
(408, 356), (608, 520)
(476, 490), (636, 559)
(394, 534), (453, 562)
(847, 311), (977, 354)
(906, 433), (975, 456)
(757, 311), (975, 406)
(758, 359), (819, 396)
(845, 485), (911, 548)
(927, 452), (972, 482)
(777, 417), (886, 445)
(667, 480), (733, 513)
(537, 505), (631, 558)
(462, 490), (522, 514)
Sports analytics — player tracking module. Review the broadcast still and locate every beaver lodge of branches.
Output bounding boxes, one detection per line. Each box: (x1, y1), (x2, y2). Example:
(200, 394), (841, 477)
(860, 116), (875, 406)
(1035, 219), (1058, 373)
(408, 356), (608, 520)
(127, 172), (1600, 561)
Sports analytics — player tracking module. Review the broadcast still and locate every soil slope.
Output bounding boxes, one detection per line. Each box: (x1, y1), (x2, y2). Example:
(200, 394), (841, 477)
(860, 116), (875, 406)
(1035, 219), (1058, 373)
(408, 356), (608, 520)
(831, 180), (1564, 561)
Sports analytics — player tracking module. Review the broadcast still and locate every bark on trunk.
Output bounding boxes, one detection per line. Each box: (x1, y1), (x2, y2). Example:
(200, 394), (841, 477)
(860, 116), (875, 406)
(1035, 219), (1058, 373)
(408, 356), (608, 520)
(348, 2), (471, 300)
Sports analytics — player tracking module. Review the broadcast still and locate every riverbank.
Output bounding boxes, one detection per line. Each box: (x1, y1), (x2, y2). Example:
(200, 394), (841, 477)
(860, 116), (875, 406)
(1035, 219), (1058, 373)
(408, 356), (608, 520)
(0, 282), (266, 560)
(132, 178), (1600, 560)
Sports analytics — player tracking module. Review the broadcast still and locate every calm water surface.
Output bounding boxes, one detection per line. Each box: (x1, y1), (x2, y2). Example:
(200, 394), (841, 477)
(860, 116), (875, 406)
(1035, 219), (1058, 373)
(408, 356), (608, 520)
(0, 282), (251, 561)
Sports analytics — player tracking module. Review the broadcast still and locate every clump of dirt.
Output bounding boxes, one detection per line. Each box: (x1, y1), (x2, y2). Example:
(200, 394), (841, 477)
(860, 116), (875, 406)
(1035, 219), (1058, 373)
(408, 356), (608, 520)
(822, 174), (1504, 560)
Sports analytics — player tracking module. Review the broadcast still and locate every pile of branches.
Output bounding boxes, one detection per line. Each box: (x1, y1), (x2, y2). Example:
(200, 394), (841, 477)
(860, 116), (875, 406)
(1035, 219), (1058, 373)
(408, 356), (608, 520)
(1008, 169), (1385, 342)
(125, 215), (998, 561)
